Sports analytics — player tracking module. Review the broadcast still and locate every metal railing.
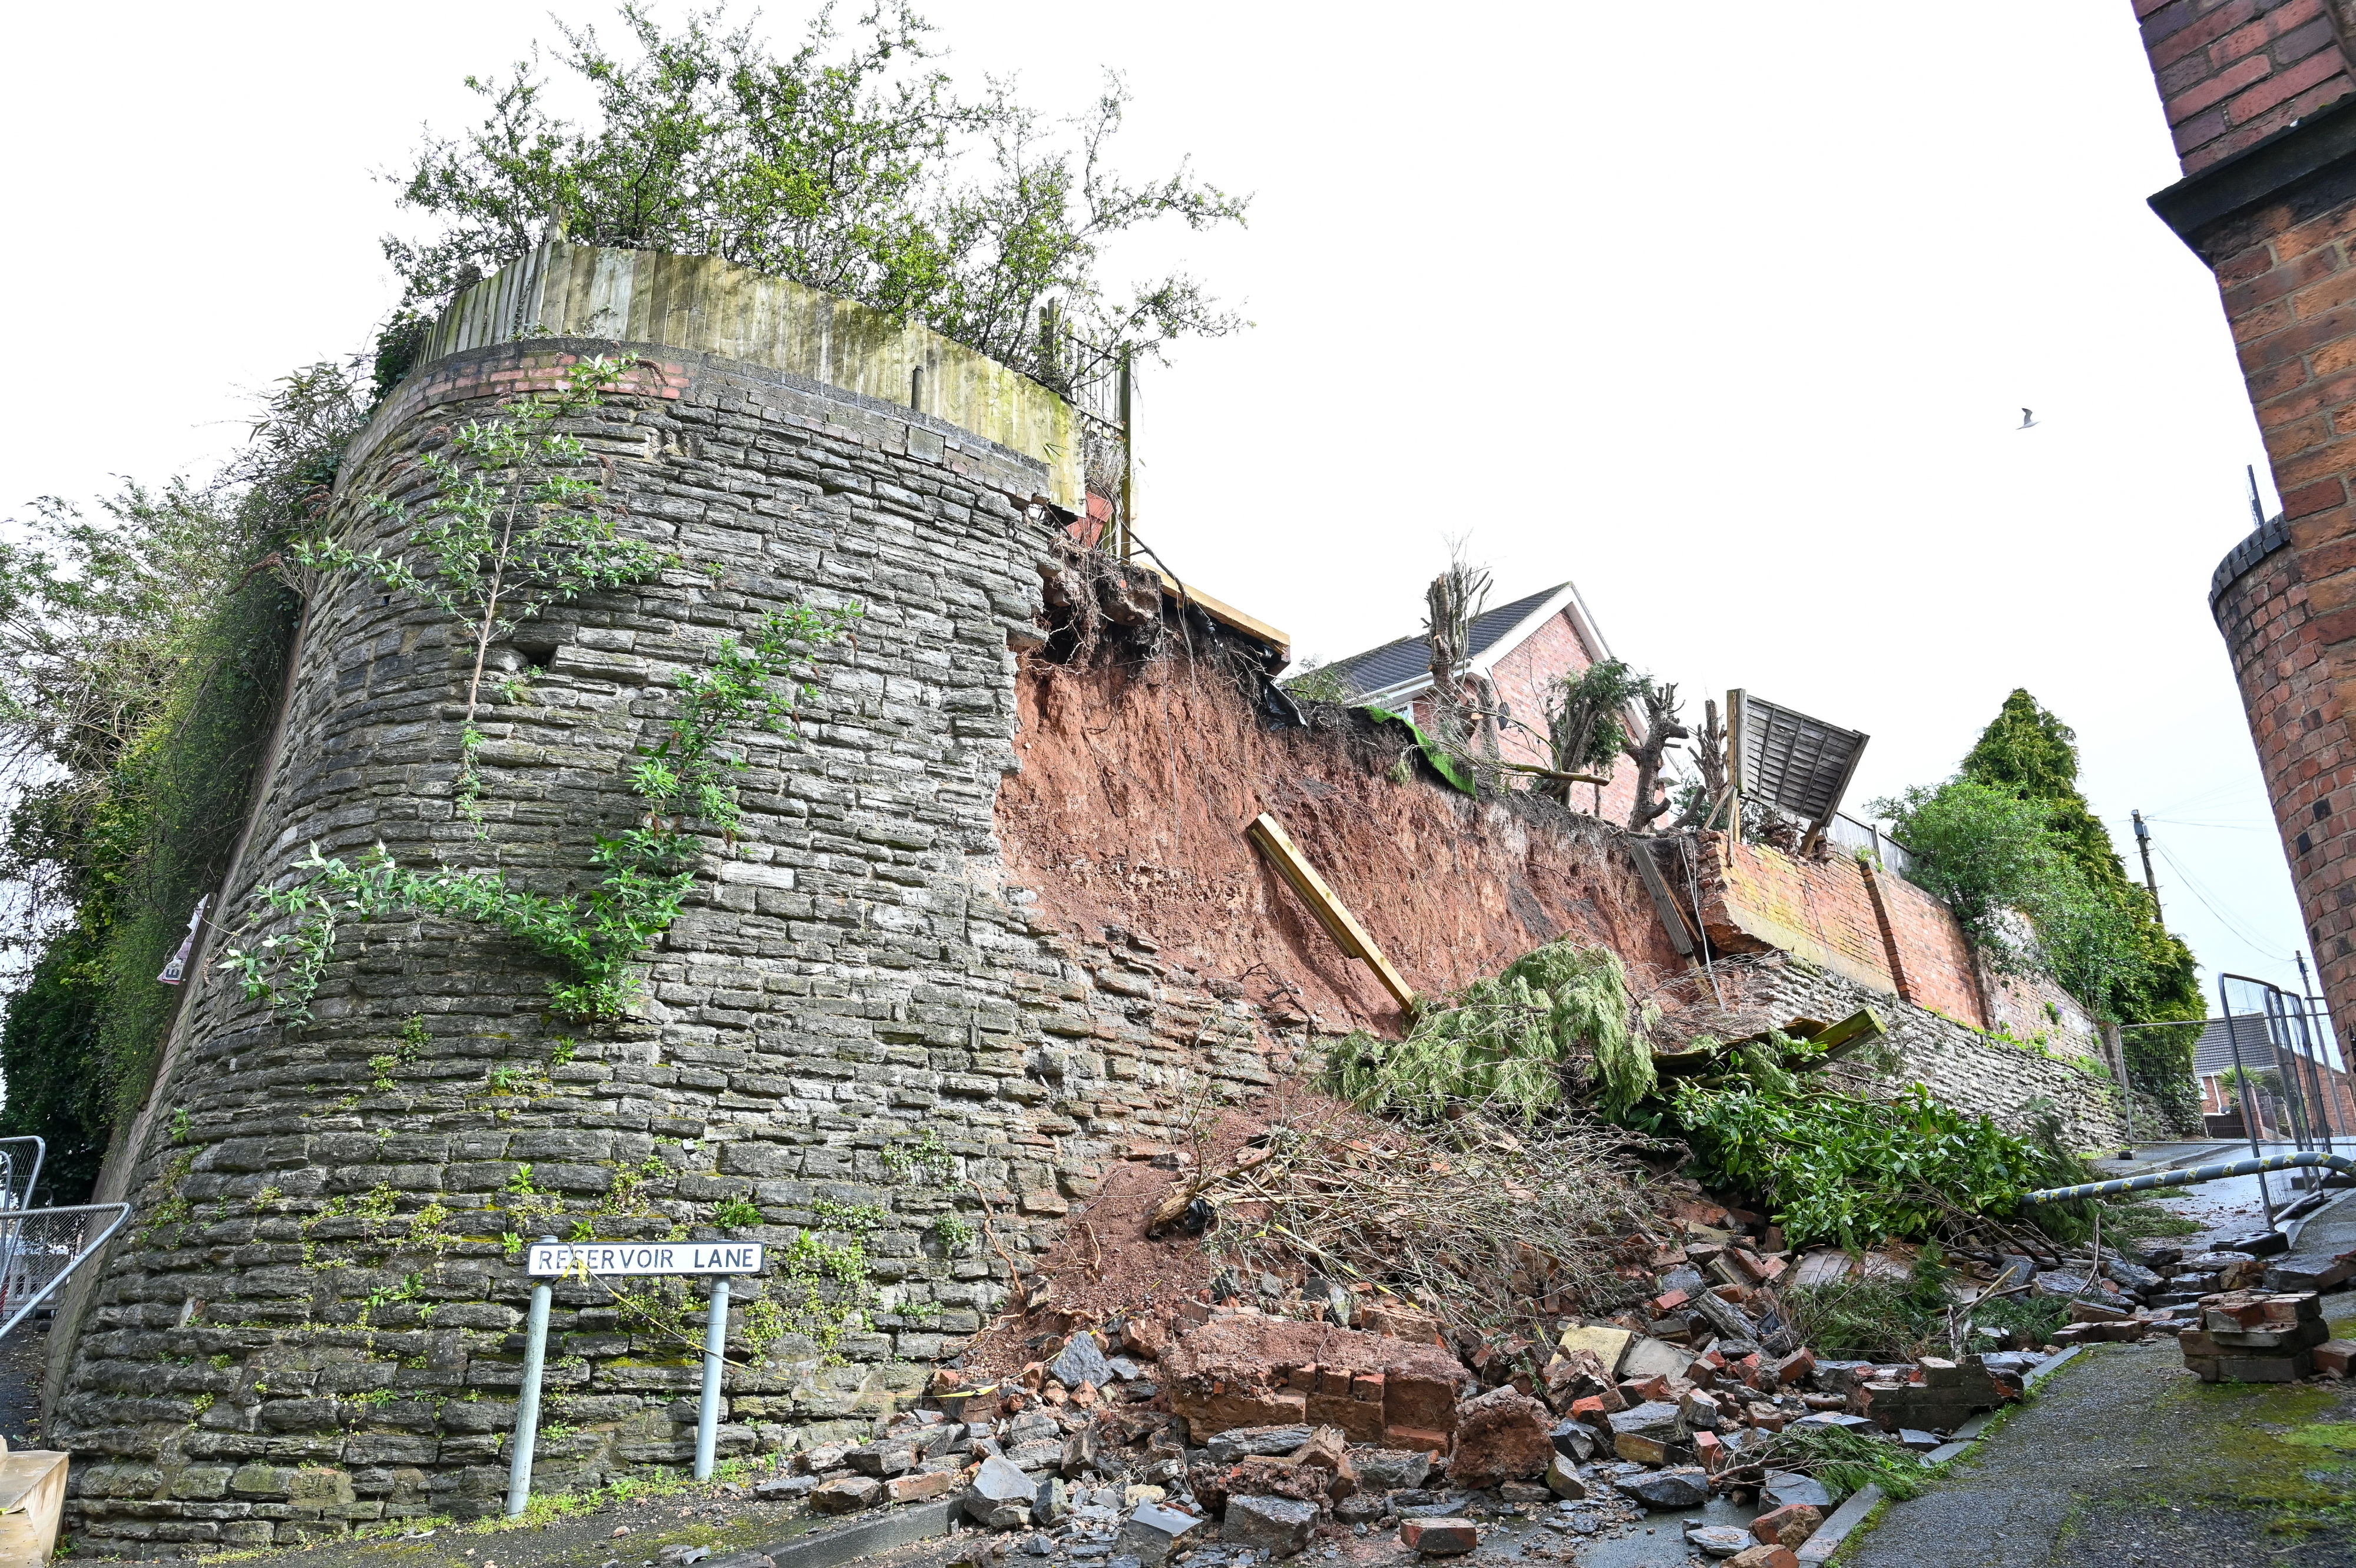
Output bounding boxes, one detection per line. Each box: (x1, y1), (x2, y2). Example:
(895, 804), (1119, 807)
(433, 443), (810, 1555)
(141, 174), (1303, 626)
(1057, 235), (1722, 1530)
(2213, 973), (2344, 1225)
(0, 1201), (130, 1341)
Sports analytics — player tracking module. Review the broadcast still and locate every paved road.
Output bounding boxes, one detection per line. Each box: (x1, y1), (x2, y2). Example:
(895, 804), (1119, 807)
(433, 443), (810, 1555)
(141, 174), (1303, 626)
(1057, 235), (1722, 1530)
(1839, 1338), (2356, 1566)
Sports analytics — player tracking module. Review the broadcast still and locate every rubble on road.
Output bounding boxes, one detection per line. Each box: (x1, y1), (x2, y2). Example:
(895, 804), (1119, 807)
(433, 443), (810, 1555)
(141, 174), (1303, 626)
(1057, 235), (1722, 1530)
(2179, 1288), (2334, 1382)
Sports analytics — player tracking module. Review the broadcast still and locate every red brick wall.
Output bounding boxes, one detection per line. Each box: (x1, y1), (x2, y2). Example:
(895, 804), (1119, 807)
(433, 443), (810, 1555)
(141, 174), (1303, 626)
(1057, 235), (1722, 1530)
(2127, 0), (2356, 1074)
(1706, 839), (1897, 995)
(2136, 0), (2355, 171)
(1864, 862), (1991, 1028)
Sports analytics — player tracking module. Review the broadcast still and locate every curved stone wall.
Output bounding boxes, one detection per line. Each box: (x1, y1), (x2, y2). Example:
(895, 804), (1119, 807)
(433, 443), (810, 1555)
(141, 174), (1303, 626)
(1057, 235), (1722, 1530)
(47, 322), (1248, 1553)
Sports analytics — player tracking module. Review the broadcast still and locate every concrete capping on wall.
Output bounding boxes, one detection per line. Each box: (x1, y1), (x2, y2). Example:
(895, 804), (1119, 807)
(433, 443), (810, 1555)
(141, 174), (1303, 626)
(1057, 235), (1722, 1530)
(380, 240), (1083, 508)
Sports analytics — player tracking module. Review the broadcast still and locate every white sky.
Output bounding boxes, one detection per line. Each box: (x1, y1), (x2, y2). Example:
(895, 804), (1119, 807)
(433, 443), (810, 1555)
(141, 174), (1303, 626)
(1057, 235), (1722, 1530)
(0, 2), (2319, 1012)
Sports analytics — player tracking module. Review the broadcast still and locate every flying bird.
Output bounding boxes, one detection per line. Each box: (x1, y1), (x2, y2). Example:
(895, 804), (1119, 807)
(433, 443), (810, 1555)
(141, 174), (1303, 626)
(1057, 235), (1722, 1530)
(2019, 408), (2039, 429)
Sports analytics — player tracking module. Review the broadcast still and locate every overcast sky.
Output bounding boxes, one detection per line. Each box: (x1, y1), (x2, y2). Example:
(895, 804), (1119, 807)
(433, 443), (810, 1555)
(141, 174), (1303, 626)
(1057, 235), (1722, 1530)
(0, 3), (2318, 1016)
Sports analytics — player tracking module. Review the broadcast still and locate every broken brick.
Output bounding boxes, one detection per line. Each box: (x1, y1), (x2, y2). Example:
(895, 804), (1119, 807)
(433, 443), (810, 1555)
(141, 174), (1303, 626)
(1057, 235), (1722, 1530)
(1448, 1388), (1555, 1488)
(1725, 1548), (1800, 1568)
(1751, 1502), (1824, 1547)
(1399, 1518), (1480, 1556)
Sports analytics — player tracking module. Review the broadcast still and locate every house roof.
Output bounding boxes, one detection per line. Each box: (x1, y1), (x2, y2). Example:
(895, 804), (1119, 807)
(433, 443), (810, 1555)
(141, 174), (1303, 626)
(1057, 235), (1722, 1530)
(1319, 582), (1605, 705)
(2190, 1013), (2344, 1076)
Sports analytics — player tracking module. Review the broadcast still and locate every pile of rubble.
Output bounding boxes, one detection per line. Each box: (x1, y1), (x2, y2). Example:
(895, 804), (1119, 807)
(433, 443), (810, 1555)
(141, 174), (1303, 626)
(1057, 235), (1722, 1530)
(2012, 1233), (2356, 1351)
(2177, 1288), (2356, 1382)
(749, 1201), (2080, 1566)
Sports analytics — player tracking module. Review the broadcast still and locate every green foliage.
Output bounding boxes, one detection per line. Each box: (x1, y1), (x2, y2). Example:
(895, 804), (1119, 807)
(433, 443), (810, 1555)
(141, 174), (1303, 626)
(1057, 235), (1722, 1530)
(771, 1229), (876, 1360)
(1968, 1291), (2069, 1348)
(220, 600), (856, 1023)
(385, 4), (1248, 383)
(712, 1195), (763, 1229)
(932, 1213), (976, 1254)
(1782, 1249), (1959, 1359)
(1662, 1077), (2069, 1251)
(0, 365), (367, 1197)
(1876, 690), (2203, 1113)
(1281, 658), (1353, 706)
(299, 355), (675, 829)
(1326, 940), (1655, 1121)
(1750, 1421), (1932, 1505)
(1545, 658), (1643, 778)
(879, 1129), (956, 1188)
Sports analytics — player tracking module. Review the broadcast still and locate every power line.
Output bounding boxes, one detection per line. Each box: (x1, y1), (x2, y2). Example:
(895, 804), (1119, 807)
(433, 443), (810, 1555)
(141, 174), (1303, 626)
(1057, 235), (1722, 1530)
(2150, 841), (2303, 971)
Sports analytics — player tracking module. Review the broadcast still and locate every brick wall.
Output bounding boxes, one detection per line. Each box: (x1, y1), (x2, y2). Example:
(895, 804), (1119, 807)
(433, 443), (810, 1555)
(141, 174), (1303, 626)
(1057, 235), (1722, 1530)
(1861, 862), (1990, 1027)
(1699, 838), (2109, 1063)
(1484, 612), (1639, 823)
(2136, 0), (2356, 171)
(1764, 960), (2132, 1153)
(2134, 2), (2356, 1054)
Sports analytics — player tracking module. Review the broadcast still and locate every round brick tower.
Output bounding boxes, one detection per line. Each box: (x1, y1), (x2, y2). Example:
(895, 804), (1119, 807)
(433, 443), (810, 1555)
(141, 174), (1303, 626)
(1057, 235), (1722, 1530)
(2130, 2), (2356, 1027)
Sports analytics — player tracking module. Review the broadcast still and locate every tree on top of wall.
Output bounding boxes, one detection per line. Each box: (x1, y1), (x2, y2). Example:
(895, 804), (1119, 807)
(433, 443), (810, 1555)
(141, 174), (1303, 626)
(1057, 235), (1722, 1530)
(380, 2), (1249, 392)
(1875, 690), (2202, 1125)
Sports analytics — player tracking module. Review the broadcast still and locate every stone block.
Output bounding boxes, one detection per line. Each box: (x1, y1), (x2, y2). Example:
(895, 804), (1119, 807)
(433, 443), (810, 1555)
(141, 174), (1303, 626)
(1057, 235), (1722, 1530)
(1555, 1325), (1632, 1378)
(1116, 1502), (1200, 1566)
(1223, 1496), (1316, 1558)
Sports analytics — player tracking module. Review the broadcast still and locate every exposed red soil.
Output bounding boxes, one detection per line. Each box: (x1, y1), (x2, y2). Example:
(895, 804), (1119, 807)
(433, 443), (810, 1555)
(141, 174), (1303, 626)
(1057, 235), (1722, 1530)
(996, 654), (1697, 1036)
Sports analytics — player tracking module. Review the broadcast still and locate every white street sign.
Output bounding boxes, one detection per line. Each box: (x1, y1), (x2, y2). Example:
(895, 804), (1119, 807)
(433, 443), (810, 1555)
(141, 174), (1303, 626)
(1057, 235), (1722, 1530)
(526, 1240), (765, 1278)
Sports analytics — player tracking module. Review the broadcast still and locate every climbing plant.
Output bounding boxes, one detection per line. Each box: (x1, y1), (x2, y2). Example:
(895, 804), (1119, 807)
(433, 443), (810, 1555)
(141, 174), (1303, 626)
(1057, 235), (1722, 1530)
(298, 355), (676, 829)
(220, 600), (857, 1023)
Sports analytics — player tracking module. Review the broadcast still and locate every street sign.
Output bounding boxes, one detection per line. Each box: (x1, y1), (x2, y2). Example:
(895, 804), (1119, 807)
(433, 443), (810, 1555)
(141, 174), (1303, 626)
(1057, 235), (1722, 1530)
(525, 1240), (764, 1278)
(508, 1235), (769, 1517)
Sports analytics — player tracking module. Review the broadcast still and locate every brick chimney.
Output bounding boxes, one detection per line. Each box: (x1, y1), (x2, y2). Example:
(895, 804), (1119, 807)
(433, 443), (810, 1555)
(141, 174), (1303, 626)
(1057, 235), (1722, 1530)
(2131, 4), (2356, 1028)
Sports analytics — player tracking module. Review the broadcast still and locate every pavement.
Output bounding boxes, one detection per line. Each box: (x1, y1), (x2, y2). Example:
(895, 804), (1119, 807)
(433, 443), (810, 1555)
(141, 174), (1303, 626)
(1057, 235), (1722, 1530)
(1836, 1322), (2356, 1565)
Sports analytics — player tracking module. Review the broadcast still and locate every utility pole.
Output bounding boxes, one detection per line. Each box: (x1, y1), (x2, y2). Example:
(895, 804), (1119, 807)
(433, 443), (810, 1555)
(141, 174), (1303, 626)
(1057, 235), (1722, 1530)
(2133, 809), (2163, 924)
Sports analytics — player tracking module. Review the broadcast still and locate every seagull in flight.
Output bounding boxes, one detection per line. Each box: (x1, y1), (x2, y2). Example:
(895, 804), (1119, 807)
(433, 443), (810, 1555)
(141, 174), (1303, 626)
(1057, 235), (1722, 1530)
(2019, 408), (2039, 429)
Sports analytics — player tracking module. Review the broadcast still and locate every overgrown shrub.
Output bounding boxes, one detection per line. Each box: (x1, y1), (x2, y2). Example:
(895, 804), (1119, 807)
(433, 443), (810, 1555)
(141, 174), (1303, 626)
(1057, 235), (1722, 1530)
(1325, 941), (1656, 1120)
(0, 368), (364, 1196)
(1874, 691), (2202, 1117)
(385, 3), (1248, 383)
(1655, 1077), (2070, 1252)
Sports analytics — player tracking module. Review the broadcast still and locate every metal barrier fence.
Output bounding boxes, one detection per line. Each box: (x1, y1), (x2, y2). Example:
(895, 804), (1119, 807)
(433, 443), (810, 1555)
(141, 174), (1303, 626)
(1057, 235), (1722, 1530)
(2212, 973), (2342, 1226)
(0, 1202), (130, 1341)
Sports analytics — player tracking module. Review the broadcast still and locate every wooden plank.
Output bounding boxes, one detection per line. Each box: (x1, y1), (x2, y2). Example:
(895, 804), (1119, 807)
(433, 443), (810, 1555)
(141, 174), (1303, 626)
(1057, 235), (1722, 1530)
(1147, 565), (1291, 661)
(1622, 836), (1697, 957)
(1246, 812), (1415, 1011)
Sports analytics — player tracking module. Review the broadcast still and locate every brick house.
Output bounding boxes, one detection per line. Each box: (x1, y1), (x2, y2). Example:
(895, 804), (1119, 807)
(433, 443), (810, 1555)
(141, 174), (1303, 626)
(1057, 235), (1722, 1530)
(1316, 581), (1642, 821)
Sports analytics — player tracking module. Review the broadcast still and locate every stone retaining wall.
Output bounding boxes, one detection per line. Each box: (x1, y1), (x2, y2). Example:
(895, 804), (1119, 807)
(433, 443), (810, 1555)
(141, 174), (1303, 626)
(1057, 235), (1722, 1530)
(50, 336), (1306, 1555)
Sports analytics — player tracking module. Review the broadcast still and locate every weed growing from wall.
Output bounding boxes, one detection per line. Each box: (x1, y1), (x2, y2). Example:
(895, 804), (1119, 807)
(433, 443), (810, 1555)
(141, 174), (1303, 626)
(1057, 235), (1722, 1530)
(298, 355), (676, 830)
(220, 601), (856, 1023)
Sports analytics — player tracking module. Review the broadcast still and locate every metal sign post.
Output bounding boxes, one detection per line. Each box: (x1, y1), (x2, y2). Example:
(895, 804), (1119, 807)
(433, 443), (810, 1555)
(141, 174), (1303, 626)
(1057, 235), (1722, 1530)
(507, 1239), (766, 1516)
(695, 1276), (731, 1481)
